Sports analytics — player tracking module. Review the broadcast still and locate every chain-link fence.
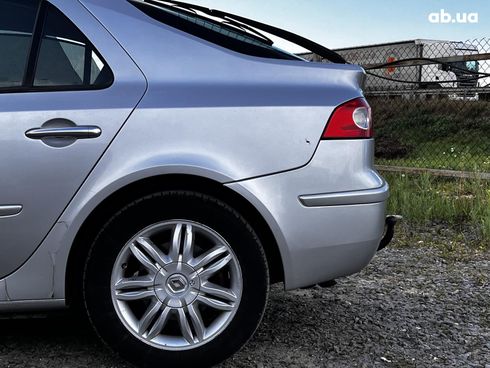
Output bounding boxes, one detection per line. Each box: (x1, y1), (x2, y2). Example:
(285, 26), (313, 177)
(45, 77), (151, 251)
(303, 38), (490, 174)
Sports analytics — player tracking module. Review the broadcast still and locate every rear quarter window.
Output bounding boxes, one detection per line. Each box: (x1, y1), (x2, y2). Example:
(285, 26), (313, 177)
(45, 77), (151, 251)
(34, 3), (113, 88)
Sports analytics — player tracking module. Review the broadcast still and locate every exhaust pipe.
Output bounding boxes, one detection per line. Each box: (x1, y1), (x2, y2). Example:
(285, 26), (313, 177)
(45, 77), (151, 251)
(378, 215), (402, 251)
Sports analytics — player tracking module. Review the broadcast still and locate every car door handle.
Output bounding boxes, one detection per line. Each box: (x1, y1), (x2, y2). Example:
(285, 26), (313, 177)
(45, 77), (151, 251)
(25, 126), (102, 140)
(0, 205), (22, 218)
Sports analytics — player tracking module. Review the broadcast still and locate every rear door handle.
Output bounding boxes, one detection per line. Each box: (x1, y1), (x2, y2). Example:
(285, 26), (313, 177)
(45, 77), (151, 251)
(0, 205), (22, 218)
(25, 126), (102, 140)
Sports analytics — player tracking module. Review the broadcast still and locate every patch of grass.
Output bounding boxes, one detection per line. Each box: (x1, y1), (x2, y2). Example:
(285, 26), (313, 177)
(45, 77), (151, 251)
(377, 142), (490, 172)
(370, 98), (490, 171)
(384, 172), (490, 250)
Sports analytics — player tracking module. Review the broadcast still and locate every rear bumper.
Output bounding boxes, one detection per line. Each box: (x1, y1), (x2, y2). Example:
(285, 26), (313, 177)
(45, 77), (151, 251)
(227, 139), (389, 290)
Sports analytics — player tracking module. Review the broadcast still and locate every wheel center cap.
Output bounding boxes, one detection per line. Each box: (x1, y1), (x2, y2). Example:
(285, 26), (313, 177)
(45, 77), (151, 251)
(166, 274), (188, 294)
(153, 263), (200, 307)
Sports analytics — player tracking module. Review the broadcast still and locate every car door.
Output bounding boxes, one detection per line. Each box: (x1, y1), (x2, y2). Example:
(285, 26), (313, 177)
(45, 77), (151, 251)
(0, 0), (146, 279)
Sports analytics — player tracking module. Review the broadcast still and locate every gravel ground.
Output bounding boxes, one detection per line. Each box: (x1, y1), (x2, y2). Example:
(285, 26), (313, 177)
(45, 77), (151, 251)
(0, 245), (488, 368)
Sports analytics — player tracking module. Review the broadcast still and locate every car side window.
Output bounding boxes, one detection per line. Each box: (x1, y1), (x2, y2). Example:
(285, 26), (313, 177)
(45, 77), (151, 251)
(34, 3), (113, 88)
(0, 0), (40, 88)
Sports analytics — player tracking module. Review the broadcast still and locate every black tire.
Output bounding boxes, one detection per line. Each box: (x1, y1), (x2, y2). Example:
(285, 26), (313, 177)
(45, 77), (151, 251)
(83, 191), (269, 368)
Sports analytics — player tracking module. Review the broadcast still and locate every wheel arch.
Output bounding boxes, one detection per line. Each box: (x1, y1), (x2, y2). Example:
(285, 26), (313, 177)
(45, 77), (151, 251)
(65, 174), (284, 307)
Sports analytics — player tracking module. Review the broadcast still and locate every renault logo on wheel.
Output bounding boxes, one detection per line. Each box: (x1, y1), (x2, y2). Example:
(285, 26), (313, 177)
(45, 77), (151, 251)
(167, 274), (188, 293)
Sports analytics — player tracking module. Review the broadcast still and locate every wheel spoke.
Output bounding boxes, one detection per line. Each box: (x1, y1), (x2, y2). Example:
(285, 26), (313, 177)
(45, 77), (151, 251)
(200, 281), (237, 302)
(169, 223), (183, 262)
(147, 306), (172, 340)
(188, 304), (205, 342)
(129, 243), (160, 274)
(115, 289), (155, 301)
(178, 308), (195, 344)
(198, 253), (232, 280)
(197, 294), (234, 311)
(182, 224), (194, 263)
(190, 245), (228, 270)
(135, 237), (171, 267)
(114, 275), (154, 291)
(138, 300), (162, 335)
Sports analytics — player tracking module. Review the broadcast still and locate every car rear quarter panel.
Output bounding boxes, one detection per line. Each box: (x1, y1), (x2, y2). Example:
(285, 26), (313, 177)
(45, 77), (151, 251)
(228, 139), (386, 289)
(80, 0), (367, 179)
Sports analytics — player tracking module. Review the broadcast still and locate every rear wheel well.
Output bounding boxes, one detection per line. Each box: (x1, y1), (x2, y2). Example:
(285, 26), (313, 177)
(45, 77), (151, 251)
(66, 174), (284, 308)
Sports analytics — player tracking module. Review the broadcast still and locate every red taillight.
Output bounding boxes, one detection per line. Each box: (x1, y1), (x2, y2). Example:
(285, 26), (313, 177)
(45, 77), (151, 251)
(322, 98), (373, 139)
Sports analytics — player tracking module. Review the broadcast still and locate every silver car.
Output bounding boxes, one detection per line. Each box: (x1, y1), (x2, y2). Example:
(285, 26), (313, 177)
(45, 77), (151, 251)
(0, 0), (396, 366)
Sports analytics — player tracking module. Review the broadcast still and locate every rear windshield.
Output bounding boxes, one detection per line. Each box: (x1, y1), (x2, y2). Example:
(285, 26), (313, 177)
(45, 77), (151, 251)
(129, 1), (298, 60)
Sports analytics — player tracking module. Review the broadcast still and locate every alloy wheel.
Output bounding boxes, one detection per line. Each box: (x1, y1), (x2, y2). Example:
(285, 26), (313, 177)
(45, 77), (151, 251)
(111, 220), (243, 351)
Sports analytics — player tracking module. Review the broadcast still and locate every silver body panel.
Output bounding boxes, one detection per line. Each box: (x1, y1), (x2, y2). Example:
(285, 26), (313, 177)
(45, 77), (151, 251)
(0, 0), (387, 308)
